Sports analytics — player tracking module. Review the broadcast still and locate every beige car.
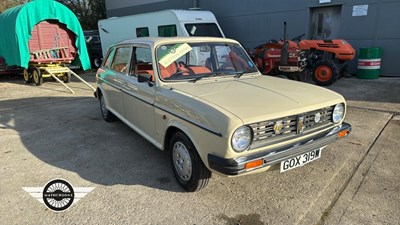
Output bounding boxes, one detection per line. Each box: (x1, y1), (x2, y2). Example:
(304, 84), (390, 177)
(95, 37), (351, 192)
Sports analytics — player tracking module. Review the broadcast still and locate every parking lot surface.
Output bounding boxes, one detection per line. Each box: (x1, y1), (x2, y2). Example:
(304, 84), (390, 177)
(0, 73), (399, 225)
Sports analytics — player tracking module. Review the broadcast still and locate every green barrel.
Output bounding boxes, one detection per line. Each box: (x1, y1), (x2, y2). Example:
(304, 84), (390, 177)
(357, 47), (382, 79)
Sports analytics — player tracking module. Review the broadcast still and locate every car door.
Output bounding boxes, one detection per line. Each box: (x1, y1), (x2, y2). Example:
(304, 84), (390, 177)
(121, 44), (157, 140)
(102, 46), (132, 117)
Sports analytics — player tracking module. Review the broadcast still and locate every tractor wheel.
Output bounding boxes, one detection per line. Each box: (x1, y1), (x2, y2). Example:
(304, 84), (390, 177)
(311, 59), (339, 86)
(23, 68), (32, 83)
(32, 67), (43, 86)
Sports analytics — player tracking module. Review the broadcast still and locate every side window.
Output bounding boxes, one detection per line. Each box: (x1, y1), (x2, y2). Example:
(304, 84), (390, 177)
(136, 47), (152, 63)
(110, 47), (132, 73)
(136, 27), (149, 37)
(103, 47), (115, 68)
(131, 46), (153, 79)
(158, 25), (177, 37)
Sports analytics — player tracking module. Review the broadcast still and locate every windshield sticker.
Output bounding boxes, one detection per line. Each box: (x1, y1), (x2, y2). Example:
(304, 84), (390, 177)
(159, 43), (192, 67)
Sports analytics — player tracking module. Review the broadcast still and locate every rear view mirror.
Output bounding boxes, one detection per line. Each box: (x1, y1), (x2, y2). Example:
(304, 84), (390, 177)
(199, 45), (211, 52)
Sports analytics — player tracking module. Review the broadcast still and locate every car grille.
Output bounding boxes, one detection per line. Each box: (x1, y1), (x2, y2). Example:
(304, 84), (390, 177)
(249, 105), (335, 149)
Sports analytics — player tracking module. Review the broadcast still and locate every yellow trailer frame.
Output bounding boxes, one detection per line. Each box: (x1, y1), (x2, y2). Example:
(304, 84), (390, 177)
(23, 63), (95, 94)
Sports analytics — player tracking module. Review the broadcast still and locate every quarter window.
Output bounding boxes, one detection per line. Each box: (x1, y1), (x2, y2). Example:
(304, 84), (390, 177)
(158, 25), (177, 37)
(103, 47), (115, 69)
(111, 47), (131, 73)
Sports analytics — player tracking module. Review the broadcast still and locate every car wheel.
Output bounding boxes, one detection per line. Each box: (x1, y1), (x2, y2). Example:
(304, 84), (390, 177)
(311, 59), (339, 86)
(23, 68), (32, 83)
(99, 94), (117, 122)
(32, 67), (43, 86)
(170, 132), (211, 192)
(92, 56), (102, 69)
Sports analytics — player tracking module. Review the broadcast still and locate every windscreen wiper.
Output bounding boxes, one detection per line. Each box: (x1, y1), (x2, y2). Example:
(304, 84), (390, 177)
(189, 73), (220, 83)
(234, 71), (245, 78)
(189, 75), (207, 83)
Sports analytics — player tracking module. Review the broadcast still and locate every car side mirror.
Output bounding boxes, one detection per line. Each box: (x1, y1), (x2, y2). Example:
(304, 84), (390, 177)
(138, 73), (153, 87)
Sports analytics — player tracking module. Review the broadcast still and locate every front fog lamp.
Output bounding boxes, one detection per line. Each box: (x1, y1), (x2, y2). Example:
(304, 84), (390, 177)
(231, 126), (252, 152)
(332, 103), (344, 123)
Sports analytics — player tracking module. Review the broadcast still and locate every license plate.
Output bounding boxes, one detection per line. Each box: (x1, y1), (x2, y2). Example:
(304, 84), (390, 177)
(280, 149), (321, 173)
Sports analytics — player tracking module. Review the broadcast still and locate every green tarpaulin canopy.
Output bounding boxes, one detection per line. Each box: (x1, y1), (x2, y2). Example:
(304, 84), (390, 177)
(0, 0), (90, 70)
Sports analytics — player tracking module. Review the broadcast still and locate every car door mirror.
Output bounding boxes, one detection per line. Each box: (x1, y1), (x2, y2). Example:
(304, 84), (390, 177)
(138, 73), (153, 86)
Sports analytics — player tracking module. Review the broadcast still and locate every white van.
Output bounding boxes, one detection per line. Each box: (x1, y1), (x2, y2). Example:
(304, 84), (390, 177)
(98, 9), (225, 56)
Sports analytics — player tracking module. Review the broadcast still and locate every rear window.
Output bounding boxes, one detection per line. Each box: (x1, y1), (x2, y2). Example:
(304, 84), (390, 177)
(184, 23), (223, 37)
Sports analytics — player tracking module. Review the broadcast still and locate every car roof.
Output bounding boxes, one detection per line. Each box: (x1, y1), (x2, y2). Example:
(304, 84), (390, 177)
(115, 36), (240, 47)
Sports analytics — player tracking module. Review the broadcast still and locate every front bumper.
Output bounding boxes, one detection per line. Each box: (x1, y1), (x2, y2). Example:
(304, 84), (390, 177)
(208, 122), (352, 175)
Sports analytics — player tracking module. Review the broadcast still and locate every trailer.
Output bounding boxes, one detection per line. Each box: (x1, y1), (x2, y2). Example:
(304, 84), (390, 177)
(98, 9), (225, 57)
(0, 0), (94, 94)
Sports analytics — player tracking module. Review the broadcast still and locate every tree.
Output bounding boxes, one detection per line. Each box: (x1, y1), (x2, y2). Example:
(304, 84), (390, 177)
(0, 0), (29, 13)
(57, 0), (106, 30)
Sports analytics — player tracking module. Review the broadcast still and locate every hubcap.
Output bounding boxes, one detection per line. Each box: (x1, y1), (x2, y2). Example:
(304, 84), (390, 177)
(172, 142), (192, 181)
(94, 58), (101, 68)
(315, 65), (332, 82)
(23, 69), (29, 81)
(33, 70), (39, 83)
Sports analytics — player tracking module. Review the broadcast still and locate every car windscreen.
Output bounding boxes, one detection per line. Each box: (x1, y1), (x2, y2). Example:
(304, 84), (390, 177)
(184, 23), (223, 37)
(156, 42), (258, 82)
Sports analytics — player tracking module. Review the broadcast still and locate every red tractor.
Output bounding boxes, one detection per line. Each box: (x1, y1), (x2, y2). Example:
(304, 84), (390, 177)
(252, 22), (355, 86)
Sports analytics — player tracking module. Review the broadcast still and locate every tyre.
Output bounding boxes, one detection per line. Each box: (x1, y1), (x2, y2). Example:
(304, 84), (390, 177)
(23, 68), (32, 83)
(170, 132), (211, 192)
(62, 72), (71, 83)
(311, 59), (339, 86)
(32, 67), (43, 86)
(92, 55), (102, 69)
(99, 94), (117, 122)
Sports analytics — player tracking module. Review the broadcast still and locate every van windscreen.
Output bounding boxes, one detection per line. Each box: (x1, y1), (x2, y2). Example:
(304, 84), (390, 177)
(184, 23), (223, 37)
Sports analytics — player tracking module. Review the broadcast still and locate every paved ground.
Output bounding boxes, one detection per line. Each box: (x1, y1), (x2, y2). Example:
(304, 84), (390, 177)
(0, 73), (399, 225)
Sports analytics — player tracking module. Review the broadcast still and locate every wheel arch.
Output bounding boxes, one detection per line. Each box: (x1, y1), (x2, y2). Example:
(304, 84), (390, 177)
(96, 86), (112, 109)
(163, 123), (200, 155)
(96, 86), (103, 99)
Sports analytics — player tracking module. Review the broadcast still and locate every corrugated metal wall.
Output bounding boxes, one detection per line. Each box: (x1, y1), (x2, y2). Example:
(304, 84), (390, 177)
(106, 0), (400, 76)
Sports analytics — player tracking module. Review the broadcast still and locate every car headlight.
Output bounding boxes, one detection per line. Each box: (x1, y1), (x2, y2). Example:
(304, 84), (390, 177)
(231, 126), (252, 152)
(332, 103), (344, 123)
